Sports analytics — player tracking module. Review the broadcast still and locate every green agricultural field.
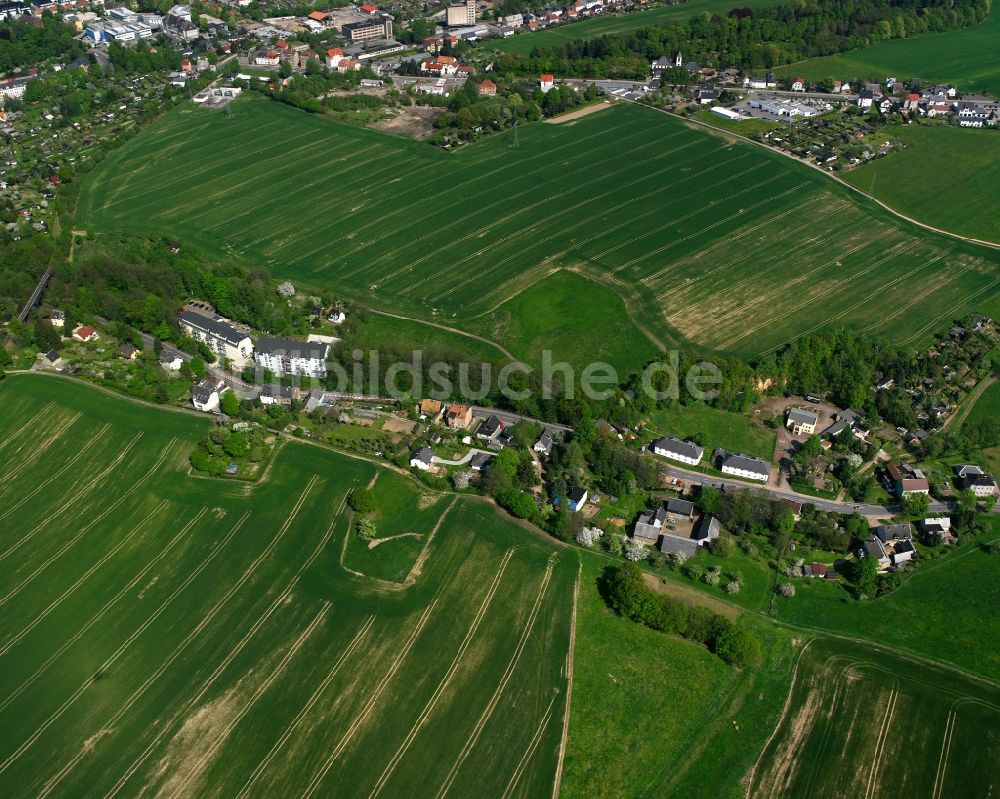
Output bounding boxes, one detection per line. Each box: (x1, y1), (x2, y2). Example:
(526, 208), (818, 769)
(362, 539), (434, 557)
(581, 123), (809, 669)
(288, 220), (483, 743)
(843, 125), (1000, 244)
(0, 374), (577, 798)
(749, 636), (1000, 798)
(78, 95), (1000, 365)
(775, 11), (1000, 96)
(963, 379), (1000, 427)
(773, 520), (1000, 681)
(487, 0), (772, 55)
(560, 555), (795, 799)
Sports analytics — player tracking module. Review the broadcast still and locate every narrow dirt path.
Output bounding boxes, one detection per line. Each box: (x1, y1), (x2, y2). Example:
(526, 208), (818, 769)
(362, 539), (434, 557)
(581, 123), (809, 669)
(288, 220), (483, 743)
(367, 308), (516, 360)
(551, 560), (581, 799)
(942, 373), (997, 431)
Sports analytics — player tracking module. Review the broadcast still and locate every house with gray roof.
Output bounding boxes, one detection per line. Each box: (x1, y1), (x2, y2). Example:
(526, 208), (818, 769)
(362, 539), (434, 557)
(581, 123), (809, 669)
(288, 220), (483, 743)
(858, 536), (890, 569)
(874, 523), (913, 544)
(691, 514), (721, 545)
(179, 309), (252, 367)
(786, 407), (819, 435)
(719, 453), (770, 482)
(651, 437), (704, 466)
(632, 506), (665, 545)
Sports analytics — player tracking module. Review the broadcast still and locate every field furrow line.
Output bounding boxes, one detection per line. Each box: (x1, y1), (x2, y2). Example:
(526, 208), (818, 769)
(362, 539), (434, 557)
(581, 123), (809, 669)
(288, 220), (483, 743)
(931, 707), (957, 799)
(433, 555), (558, 799)
(629, 181), (806, 280)
(312, 131), (681, 283)
(551, 561), (581, 799)
(595, 171), (799, 278)
(892, 269), (1000, 347)
(0, 423), (110, 521)
(154, 603), (333, 799)
(416, 139), (708, 301)
(0, 411), (80, 487)
(863, 687), (898, 799)
(0, 511), (251, 776)
(712, 236), (916, 351)
(0, 437), (171, 606)
(651, 197), (852, 303)
(0, 401), (57, 464)
(0, 498), (171, 657)
(0, 431), (144, 565)
(101, 120), (302, 212)
(771, 247), (958, 356)
(0, 509), (209, 713)
(232, 615), (378, 799)
(303, 116), (650, 270)
(103, 491), (345, 799)
(501, 693), (558, 799)
(665, 215), (871, 320)
(366, 548), (517, 799)
(469, 155), (766, 313)
(300, 591), (445, 799)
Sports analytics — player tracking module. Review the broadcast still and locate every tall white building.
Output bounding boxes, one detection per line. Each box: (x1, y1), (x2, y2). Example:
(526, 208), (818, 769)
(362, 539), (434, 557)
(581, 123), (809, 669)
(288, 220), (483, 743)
(446, 0), (475, 26)
(253, 336), (329, 378)
(179, 310), (253, 367)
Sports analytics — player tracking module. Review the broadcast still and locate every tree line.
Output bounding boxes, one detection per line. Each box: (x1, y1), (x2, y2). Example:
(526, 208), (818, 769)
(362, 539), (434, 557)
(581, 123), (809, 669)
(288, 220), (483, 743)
(491, 0), (991, 79)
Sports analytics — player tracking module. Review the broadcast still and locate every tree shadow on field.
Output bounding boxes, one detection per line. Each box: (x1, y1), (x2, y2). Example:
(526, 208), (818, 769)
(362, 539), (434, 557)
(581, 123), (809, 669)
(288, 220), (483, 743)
(596, 565), (619, 613)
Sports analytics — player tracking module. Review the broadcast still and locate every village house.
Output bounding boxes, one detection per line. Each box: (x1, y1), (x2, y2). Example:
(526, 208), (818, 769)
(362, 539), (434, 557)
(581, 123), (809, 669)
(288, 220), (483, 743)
(179, 309), (253, 367)
(791, 76), (805, 92)
(72, 324), (99, 342)
(745, 71), (777, 89)
(478, 79), (496, 96)
(567, 487), (588, 511)
(259, 384), (306, 406)
(49, 309), (65, 328)
(719, 453), (770, 482)
(955, 464), (998, 497)
(117, 343), (138, 361)
(325, 47), (344, 68)
(159, 351), (183, 371)
(858, 536), (891, 570)
(885, 462), (930, 497)
(419, 398), (443, 419)
(410, 447), (433, 471)
(786, 407), (819, 436)
(191, 379), (221, 412)
(540, 73), (555, 92)
(534, 430), (554, 456)
(651, 437), (704, 466)
(445, 403), (473, 430)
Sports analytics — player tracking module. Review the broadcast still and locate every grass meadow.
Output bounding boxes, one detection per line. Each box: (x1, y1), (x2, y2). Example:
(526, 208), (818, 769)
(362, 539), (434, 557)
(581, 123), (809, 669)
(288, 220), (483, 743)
(774, 11), (1000, 96)
(750, 636), (1000, 798)
(76, 96), (1000, 366)
(0, 374), (577, 798)
(560, 554), (796, 799)
(486, 0), (773, 55)
(773, 519), (1000, 682)
(843, 124), (1000, 245)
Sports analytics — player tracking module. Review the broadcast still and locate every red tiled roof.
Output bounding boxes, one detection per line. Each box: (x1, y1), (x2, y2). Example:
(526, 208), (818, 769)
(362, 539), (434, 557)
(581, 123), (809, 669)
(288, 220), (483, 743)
(307, 10), (327, 20)
(326, 47), (343, 56)
(76, 325), (96, 338)
(540, 73), (553, 81)
(480, 79), (496, 88)
(361, 3), (377, 11)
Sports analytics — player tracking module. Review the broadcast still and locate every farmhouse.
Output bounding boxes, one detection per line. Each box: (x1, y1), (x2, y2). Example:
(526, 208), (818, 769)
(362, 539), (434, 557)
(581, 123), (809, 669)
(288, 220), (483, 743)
(691, 514), (721, 545)
(666, 498), (695, 520)
(892, 539), (916, 565)
(567, 487), (588, 511)
(786, 407), (819, 435)
(159, 351), (183, 370)
(179, 309), (252, 367)
(874, 523), (913, 544)
(651, 437), (704, 466)
(445, 404), (473, 429)
(954, 464), (998, 496)
(410, 447), (433, 470)
(191, 379), (221, 412)
(534, 430), (554, 456)
(72, 325), (99, 342)
(858, 536), (891, 570)
(253, 336), (329, 378)
(719, 453), (770, 482)
(633, 505), (666, 545)
(885, 463), (929, 496)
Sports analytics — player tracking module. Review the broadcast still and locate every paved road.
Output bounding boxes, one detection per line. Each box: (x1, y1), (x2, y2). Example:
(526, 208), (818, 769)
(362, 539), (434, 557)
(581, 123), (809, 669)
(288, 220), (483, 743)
(471, 406), (573, 434)
(431, 447), (493, 466)
(653, 459), (958, 517)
